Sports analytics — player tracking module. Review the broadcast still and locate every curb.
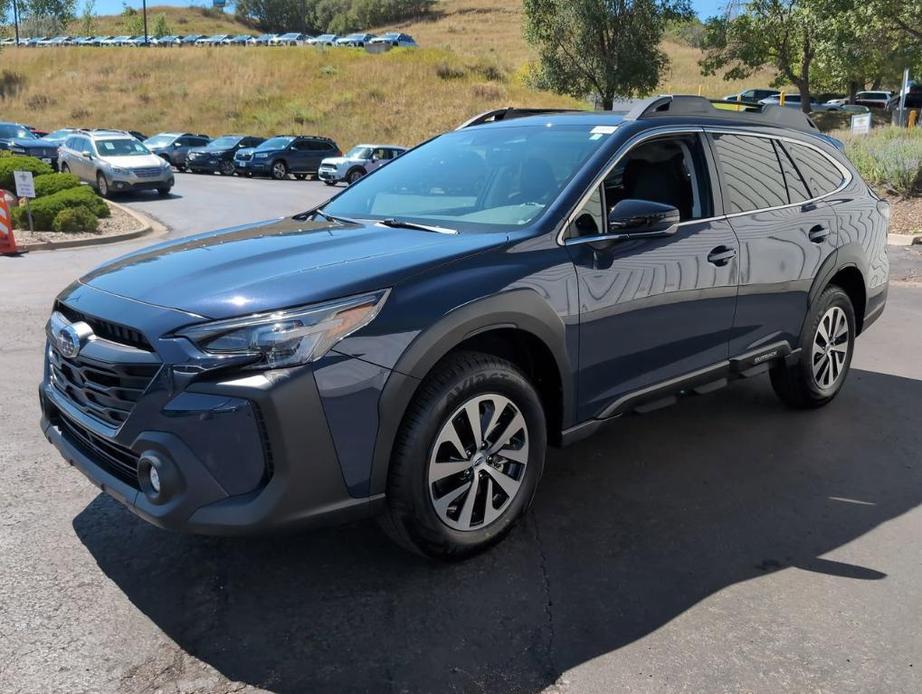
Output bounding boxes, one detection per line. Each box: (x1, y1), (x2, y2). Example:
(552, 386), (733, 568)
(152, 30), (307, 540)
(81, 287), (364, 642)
(888, 233), (922, 247)
(15, 200), (167, 252)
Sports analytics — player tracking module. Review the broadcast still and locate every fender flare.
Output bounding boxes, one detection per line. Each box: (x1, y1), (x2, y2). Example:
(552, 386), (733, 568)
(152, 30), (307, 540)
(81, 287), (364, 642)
(803, 241), (868, 336)
(367, 288), (574, 496)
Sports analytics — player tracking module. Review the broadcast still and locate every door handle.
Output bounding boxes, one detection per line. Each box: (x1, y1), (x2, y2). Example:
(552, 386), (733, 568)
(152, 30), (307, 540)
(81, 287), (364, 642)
(808, 224), (830, 243)
(707, 246), (737, 266)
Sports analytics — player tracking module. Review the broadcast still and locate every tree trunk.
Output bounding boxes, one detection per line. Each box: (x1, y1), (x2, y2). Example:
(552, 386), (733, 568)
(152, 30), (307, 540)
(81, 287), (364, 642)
(601, 92), (614, 111)
(848, 80), (859, 105)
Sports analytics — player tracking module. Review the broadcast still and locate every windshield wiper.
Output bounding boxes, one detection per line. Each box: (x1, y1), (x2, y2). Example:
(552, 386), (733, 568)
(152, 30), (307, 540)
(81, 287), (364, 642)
(310, 209), (360, 225)
(378, 218), (457, 235)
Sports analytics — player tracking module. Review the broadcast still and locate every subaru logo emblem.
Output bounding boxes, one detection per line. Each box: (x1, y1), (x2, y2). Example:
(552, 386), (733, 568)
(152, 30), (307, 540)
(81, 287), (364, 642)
(56, 324), (83, 358)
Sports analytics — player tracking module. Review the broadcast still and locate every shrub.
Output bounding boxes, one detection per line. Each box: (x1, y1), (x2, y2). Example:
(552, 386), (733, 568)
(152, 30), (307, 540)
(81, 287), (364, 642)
(52, 207), (99, 233)
(33, 172), (81, 198)
(435, 62), (467, 80)
(0, 156), (54, 192)
(841, 127), (922, 197)
(12, 185), (109, 230)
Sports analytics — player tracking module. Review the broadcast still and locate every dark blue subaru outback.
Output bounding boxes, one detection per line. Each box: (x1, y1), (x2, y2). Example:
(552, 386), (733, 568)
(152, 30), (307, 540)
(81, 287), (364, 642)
(40, 97), (889, 558)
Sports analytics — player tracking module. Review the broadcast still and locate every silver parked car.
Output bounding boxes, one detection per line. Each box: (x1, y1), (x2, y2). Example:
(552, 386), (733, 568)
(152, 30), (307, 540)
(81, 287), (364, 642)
(317, 143), (407, 185)
(58, 130), (174, 197)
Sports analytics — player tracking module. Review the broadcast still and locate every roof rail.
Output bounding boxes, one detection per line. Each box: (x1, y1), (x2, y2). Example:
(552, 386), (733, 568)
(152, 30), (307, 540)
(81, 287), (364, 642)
(456, 107), (582, 130)
(621, 95), (818, 132)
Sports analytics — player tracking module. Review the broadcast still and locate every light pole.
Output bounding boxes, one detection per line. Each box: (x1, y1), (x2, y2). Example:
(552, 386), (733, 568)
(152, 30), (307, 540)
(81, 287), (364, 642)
(12, 0), (20, 46)
(142, 0), (148, 44)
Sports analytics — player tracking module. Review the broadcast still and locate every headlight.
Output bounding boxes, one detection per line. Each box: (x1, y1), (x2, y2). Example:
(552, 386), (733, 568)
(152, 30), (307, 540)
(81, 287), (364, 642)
(254, 152), (268, 158)
(110, 166), (128, 175)
(11, 147), (26, 154)
(176, 290), (389, 369)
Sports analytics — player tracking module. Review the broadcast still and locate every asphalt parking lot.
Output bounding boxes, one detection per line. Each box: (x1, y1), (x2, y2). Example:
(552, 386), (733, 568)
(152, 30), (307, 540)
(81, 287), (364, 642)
(1, 174), (921, 693)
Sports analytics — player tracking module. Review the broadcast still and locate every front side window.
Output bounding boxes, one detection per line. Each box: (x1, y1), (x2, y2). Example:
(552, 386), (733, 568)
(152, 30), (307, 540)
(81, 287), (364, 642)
(323, 123), (614, 229)
(786, 141), (844, 197)
(712, 133), (787, 213)
(259, 137), (293, 151)
(346, 146), (372, 159)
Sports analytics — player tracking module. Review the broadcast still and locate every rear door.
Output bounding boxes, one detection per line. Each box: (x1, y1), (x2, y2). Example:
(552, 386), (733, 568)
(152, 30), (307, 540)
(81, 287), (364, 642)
(708, 131), (842, 357)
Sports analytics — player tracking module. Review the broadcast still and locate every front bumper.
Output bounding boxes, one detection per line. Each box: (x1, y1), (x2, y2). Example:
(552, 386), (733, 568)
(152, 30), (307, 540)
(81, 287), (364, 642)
(317, 168), (341, 183)
(39, 285), (388, 535)
(109, 173), (174, 192)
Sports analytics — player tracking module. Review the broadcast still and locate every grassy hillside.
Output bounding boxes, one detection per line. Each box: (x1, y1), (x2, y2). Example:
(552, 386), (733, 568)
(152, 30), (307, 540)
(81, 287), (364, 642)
(0, 1), (786, 150)
(67, 6), (254, 37)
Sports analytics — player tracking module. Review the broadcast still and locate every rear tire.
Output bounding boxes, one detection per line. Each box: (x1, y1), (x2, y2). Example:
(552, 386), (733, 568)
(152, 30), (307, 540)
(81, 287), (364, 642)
(157, 186), (171, 196)
(219, 160), (235, 176)
(271, 160), (288, 180)
(379, 351), (547, 560)
(770, 285), (856, 409)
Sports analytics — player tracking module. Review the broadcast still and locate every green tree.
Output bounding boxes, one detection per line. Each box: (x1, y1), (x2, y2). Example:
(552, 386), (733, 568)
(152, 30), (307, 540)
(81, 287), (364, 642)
(152, 12), (171, 38)
(23, 0), (77, 28)
(121, 4), (143, 35)
(523, 0), (693, 111)
(79, 0), (96, 36)
(700, 0), (830, 113)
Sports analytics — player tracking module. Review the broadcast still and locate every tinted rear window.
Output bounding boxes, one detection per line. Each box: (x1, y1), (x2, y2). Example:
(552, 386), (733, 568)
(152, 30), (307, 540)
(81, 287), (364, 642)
(775, 141), (811, 203)
(786, 142), (844, 197)
(712, 134), (787, 213)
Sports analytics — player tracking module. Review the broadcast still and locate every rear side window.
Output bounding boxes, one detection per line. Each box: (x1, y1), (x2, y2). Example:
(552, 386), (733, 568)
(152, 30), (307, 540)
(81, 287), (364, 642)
(712, 134), (787, 213)
(774, 141), (811, 203)
(785, 142), (844, 197)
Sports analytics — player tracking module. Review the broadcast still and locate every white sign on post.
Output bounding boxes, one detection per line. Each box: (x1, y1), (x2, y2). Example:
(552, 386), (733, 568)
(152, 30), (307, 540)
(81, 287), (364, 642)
(851, 112), (872, 135)
(13, 170), (36, 198)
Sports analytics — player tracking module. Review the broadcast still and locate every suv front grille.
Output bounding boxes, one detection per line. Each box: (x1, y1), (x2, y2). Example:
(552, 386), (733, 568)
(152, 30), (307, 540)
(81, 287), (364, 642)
(58, 412), (140, 488)
(132, 166), (163, 178)
(54, 302), (152, 351)
(49, 346), (160, 428)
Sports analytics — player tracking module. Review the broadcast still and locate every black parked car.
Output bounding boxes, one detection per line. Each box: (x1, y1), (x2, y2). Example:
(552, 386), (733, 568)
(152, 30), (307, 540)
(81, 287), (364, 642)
(39, 97), (889, 559)
(244, 135), (341, 180)
(186, 135), (266, 175)
(0, 121), (61, 169)
(143, 132), (211, 170)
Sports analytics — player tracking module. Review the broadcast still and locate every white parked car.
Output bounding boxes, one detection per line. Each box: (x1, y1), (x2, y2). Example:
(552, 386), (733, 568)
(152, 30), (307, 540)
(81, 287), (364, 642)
(368, 32), (418, 48)
(307, 33), (338, 46)
(317, 144), (407, 186)
(335, 33), (376, 47)
(269, 33), (307, 46)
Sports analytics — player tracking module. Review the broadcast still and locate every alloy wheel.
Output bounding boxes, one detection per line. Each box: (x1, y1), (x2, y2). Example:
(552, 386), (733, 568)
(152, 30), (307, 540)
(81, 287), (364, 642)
(812, 306), (849, 390)
(428, 393), (529, 532)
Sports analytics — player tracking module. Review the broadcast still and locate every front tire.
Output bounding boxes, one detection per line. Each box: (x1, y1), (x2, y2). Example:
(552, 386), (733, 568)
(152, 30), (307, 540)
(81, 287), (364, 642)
(380, 351), (547, 559)
(347, 167), (365, 185)
(271, 160), (288, 180)
(219, 160), (235, 176)
(770, 285), (856, 409)
(96, 172), (110, 198)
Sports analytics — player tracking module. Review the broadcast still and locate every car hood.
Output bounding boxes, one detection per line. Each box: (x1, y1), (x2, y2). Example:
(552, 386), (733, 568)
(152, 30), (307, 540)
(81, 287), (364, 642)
(320, 156), (354, 167)
(188, 147), (228, 157)
(9, 138), (56, 150)
(101, 154), (165, 168)
(80, 217), (506, 319)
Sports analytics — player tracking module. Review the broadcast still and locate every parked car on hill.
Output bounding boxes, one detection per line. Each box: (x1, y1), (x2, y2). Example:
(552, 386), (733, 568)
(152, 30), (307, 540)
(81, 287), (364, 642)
(270, 32), (307, 46)
(154, 35), (183, 47)
(58, 130), (173, 197)
(186, 135), (266, 175)
(181, 34), (203, 46)
(368, 32), (417, 48)
(143, 132), (211, 170)
(826, 91), (892, 110)
(759, 93), (842, 112)
(318, 144), (408, 185)
(335, 32), (375, 47)
(38, 98), (889, 558)
(224, 34), (252, 46)
(0, 121), (61, 169)
(244, 135), (341, 180)
(249, 33), (276, 45)
(196, 34), (229, 46)
(723, 88), (780, 103)
(307, 33), (337, 46)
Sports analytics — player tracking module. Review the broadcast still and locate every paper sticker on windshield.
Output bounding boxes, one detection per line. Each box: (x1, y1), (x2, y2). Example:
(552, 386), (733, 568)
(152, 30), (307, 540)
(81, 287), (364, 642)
(590, 125), (618, 135)
(102, 142), (115, 150)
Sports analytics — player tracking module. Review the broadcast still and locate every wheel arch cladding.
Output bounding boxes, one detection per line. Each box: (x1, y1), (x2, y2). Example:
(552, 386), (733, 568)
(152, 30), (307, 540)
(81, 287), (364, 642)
(368, 289), (574, 497)
(808, 243), (869, 334)
(828, 266), (867, 333)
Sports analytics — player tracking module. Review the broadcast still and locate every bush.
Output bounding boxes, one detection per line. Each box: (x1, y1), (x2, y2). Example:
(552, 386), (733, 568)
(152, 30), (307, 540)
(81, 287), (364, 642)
(33, 172), (81, 198)
(841, 126), (922, 197)
(0, 156), (54, 192)
(12, 185), (109, 230)
(52, 207), (99, 233)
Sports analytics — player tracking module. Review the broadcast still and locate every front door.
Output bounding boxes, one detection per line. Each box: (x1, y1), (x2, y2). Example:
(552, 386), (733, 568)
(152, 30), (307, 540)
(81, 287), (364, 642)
(567, 132), (739, 422)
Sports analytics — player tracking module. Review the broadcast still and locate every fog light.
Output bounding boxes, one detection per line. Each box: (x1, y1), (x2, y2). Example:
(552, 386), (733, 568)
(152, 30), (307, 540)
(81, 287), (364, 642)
(148, 464), (161, 493)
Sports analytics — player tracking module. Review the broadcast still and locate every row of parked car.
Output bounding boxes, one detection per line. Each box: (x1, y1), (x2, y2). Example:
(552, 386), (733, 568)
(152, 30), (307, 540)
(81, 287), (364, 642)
(1, 31), (417, 48)
(0, 121), (409, 198)
(723, 85), (922, 111)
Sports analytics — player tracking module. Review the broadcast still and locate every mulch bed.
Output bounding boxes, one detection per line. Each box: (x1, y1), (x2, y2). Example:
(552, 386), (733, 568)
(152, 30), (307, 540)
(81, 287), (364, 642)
(10, 203), (143, 246)
(886, 195), (922, 236)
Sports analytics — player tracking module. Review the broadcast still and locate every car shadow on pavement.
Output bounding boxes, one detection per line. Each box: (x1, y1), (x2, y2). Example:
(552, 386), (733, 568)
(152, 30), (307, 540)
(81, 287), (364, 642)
(74, 368), (922, 693)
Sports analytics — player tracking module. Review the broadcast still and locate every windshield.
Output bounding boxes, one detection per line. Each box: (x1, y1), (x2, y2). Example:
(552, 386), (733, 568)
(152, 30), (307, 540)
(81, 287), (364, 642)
(258, 137), (293, 150)
(346, 146), (372, 159)
(96, 139), (151, 156)
(323, 123), (614, 230)
(206, 136), (241, 150)
(44, 129), (74, 141)
(144, 134), (175, 147)
(0, 124), (36, 140)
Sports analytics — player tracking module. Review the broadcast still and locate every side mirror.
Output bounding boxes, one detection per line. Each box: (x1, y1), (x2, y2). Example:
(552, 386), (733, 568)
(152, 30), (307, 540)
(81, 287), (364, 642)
(607, 199), (680, 237)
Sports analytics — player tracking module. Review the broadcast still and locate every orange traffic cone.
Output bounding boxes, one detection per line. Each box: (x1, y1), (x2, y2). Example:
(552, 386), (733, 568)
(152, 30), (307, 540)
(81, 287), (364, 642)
(0, 197), (19, 255)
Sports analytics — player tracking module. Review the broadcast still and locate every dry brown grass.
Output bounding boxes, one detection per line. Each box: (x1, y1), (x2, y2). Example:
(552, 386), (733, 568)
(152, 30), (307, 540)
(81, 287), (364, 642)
(68, 6), (254, 37)
(0, 46), (579, 148)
